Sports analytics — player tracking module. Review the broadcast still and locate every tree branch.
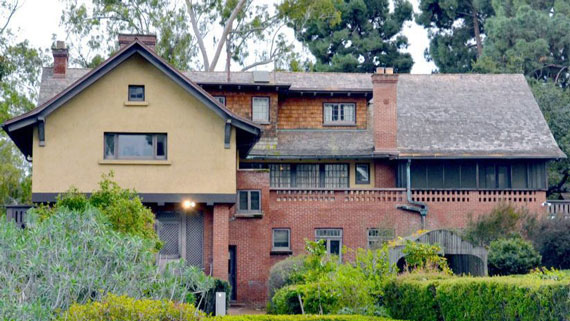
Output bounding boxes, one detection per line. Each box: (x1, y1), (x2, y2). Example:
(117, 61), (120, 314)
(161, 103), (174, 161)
(208, 0), (247, 71)
(548, 169), (569, 196)
(0, 0), (20, 35)
(185, 0), (210, 71)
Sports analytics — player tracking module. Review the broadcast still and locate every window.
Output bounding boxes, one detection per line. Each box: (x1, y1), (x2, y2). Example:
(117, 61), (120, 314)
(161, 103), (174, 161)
(238, 190), (261, 213)
(128, 85), (145, 101)
(252, 97), (270, 123)
(315, 229), (343, 257)
(323, 103), (356, 125)
(104, 133), (167, 160)
(355, 163), (370, 184)
(272, 229), (291, 251)
(367, 228), (395, 249)
(214, 96), (226, 105)
(269, 164), (349, 188)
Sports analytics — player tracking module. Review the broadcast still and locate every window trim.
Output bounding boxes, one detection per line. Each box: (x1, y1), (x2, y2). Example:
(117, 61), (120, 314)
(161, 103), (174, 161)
(128, 85), (145, 102)
(355, 163), (371, 184)
(237, 190), (262, 214)
(104, 133), (167, 160)
(251, 96), (270, 124)
(367, 228), (395, 249)
(213, 96), (226, 106)
(272, 228), (291, 252)
(322, 102), (356, 126)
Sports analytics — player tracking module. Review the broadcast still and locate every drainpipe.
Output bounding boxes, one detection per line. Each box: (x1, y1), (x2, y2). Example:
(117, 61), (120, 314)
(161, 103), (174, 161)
(397, 159), (428, 229)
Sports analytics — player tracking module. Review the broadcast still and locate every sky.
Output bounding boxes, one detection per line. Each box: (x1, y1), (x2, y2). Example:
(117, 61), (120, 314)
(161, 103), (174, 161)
(8, 0), (436, 74)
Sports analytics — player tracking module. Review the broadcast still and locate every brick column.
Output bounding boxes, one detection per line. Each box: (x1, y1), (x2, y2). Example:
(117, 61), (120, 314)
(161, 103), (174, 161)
(212, 204), (230, 280)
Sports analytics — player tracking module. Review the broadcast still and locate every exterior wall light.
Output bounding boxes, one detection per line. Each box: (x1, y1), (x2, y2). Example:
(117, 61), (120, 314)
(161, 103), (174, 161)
(182, 200), (196, 209)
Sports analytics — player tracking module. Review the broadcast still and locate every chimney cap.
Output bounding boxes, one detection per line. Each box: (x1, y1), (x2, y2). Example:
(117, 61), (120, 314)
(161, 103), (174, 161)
(53, 40), (66, 50)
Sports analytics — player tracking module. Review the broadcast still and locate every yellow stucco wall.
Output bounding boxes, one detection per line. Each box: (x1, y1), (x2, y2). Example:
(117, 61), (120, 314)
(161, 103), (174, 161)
(32, 54), (237, 195)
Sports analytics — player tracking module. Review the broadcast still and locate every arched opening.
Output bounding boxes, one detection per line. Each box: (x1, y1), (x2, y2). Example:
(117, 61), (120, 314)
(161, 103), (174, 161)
(444, 254), (485, 276)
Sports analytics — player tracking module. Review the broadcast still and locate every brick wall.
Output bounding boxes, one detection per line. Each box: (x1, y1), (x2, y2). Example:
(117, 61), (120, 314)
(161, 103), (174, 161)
(371, 72), (398, 153)
(278, 97), (368, 129)
(374, 161), (397, 187)
(212, 204), (230, 280)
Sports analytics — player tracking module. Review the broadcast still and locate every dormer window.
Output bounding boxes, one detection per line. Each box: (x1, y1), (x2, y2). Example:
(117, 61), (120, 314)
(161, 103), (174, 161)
(128, 85), (145, 101)
(252, 97), (270, 123)
(323, 103), (355, 126)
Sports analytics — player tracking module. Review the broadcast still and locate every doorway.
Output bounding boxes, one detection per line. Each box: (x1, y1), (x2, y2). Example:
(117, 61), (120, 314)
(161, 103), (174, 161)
(228, 245), (237, 301)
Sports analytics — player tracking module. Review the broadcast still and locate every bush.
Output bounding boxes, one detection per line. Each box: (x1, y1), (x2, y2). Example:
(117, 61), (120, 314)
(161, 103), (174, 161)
(488, 237), (541, 276)
(401, 240), (452, 274)
(60, 293), (203, 320)
(208, 315), (400, 320)
(383, 275), (570, 321)
(0, 208), (214, 320)
(268, 255), (306, 300)
(199, 278), (232, 315)
(529, 217), (570, 269)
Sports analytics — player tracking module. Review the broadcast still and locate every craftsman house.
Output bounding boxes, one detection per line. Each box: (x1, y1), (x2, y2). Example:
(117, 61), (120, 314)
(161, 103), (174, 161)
(2, 35), (565, 304)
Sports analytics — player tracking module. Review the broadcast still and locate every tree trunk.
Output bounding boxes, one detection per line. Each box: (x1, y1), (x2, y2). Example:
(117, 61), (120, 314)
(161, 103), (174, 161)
(472, 4), (483, 57)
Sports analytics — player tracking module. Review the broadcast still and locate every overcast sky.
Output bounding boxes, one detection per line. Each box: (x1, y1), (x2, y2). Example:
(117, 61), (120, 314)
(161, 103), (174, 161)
(9, 0), (435, 74)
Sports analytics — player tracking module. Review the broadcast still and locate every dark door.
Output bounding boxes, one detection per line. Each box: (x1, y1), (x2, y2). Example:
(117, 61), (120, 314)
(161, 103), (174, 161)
(228, 245), (237, 301)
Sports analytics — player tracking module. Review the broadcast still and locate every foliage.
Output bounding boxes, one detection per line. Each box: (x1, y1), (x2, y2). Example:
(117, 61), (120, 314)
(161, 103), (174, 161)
(401, 240), (452, 275)
(528, 216), (570, 269)
(208, 315), (401, 321)
(383, 274), (570, 321)
(59, 293), (203, 321)
(416, 0), (494, 73)
(530, 266), (566, 281)
(198, 278), (232, 315)
(268, 254), (307, 300)
(269, 240), (395, 316)
(488, 237), (541, 276)
(462, 203), (532, 247)
(283, 0), (414, 73)
(0, 208), (214, 320)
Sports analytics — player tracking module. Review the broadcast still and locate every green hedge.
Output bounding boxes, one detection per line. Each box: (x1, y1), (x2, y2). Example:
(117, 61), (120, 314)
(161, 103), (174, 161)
(210, 315), (400, 321)
(383, 275), (570, 321)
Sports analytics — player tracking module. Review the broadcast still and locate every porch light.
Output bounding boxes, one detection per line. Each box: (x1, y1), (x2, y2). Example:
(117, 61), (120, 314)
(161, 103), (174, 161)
(182, 200), (196, 209)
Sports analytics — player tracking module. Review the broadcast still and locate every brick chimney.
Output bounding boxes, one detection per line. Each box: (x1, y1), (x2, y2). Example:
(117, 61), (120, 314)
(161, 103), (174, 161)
(118, 34), (157, 50)
(372, 67), (399, 155)
(52, 41), (68, 77)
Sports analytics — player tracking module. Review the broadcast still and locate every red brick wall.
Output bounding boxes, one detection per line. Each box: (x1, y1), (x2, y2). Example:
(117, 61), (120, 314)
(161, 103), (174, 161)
(372, 73), (398, 153)
(374, 160), (396, 187)
(278, 97), (368, 129)
(212, 204), (230, 280)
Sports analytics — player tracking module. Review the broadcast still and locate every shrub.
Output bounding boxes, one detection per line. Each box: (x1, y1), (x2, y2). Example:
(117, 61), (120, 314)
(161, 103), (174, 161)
(268, 255), (306, 300)
(529, 216), (570, 269)
(488, 237), (541, 276)
(60, 293), (203, 321)
(198, 278), (232, 315)
(384, 275), (570, 321)
(208, 315), (400, 320)
(0, 208), (214, 320)
(401, 240), (452, 275)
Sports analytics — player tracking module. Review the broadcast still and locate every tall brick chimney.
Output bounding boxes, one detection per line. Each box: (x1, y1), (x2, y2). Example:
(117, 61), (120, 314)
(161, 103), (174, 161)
(372, 67), (399, 156)
(118, 34), (157, 50)
(52, 41), (68, 77)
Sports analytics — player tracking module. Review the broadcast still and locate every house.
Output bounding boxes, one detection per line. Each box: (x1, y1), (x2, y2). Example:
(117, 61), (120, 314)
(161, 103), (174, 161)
(2, 35), (565, 305)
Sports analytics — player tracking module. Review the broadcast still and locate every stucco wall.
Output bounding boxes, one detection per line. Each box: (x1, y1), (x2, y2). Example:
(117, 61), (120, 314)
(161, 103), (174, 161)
(32, 54), (237, 195)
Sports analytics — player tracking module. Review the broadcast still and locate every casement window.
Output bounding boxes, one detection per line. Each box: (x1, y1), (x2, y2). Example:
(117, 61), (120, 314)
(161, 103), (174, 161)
(269, 164), (349, 188)
(367, 228), (395, 249)
(237, 190), (261, 213)
(402, 161), (546, 190)
(355, 163), (371, 184)
(272, 229), (291, 251)
(214, 96), (226, 105)
(128, 85), (145, 101)
(252, 97), (270, 123)
(323, 103), (356, 125)
(104, 133), (167, 160)
(315, 228), (342, 257)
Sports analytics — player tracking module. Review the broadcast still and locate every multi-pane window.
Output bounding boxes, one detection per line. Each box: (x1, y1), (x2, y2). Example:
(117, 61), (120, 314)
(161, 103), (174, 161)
(252, 97), (270, 123)
(104, 133), (167, 160)
(238, 190), (261, 213)
(315, 229), (342, 257)
(355, 163), (370, 184)
(367, 228), (395, 249)
(269, 164), (349, 188)
(128, 85), (145, 101)
(323, 103), (356, 125)
(272, 229), (291, 251)
(214, 96), (226, 105)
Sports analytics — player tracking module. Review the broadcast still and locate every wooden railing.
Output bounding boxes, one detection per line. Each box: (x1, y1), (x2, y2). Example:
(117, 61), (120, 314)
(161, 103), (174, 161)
(545, 200), (570, 218)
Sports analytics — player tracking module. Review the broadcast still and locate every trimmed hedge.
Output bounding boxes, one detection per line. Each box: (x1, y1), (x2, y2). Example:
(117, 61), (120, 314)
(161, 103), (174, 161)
(209, 315), (400, 321)
(383, 274), (570, 321)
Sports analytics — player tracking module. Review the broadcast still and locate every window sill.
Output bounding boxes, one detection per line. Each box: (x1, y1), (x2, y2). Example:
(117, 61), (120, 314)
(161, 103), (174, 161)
(124, 101), (149, 107)
(99, 159), (171, 166)
(323, 123), (356, 127)
(253, 121), (271, 125)
(234, 212), (263, 218)
(270, 250), (292, 255)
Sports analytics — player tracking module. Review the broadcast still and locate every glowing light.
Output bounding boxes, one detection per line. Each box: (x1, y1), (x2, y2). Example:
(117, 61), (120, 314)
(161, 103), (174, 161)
(182, 200), (196, 209)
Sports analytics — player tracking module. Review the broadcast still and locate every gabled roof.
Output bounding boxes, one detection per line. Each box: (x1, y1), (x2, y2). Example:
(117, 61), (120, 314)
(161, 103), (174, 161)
(3, 39), (262, 158)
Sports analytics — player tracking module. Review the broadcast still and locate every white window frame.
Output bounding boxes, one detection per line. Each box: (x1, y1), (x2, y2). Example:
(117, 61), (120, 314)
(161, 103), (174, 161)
(252, 97), (270, 123)
(272, 228), (291, 252)
(315, 228), (343, 259)
(237, 190), (262, 214)
(323, 103), (356, 126)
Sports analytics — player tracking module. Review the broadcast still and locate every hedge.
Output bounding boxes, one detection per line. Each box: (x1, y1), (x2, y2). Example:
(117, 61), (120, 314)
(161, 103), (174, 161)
(383, 274), (570, 321)
(209, 316), (400, 321)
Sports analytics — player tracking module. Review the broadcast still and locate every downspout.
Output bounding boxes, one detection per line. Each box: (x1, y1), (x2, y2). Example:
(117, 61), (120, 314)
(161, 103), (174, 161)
(397, 159), (428, 229)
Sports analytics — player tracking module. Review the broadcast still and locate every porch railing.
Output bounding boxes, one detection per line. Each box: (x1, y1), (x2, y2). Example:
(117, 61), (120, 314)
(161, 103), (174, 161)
(4, 205), (32, 228)
(545, 200), (570, 218)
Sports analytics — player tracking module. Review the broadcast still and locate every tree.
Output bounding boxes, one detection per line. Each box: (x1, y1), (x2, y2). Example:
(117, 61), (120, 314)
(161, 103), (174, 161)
(416, 0), (494, 73)
(0, 0), (43, 208)
(283, 0), (414, 73)
(488, 237), (541, 276)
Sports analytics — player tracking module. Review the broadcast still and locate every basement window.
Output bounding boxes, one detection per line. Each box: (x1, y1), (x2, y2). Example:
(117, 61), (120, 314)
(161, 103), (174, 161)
(104, 133), (167, 160)
(128, 85), (145, 101)
(323, 103), (355, 125)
